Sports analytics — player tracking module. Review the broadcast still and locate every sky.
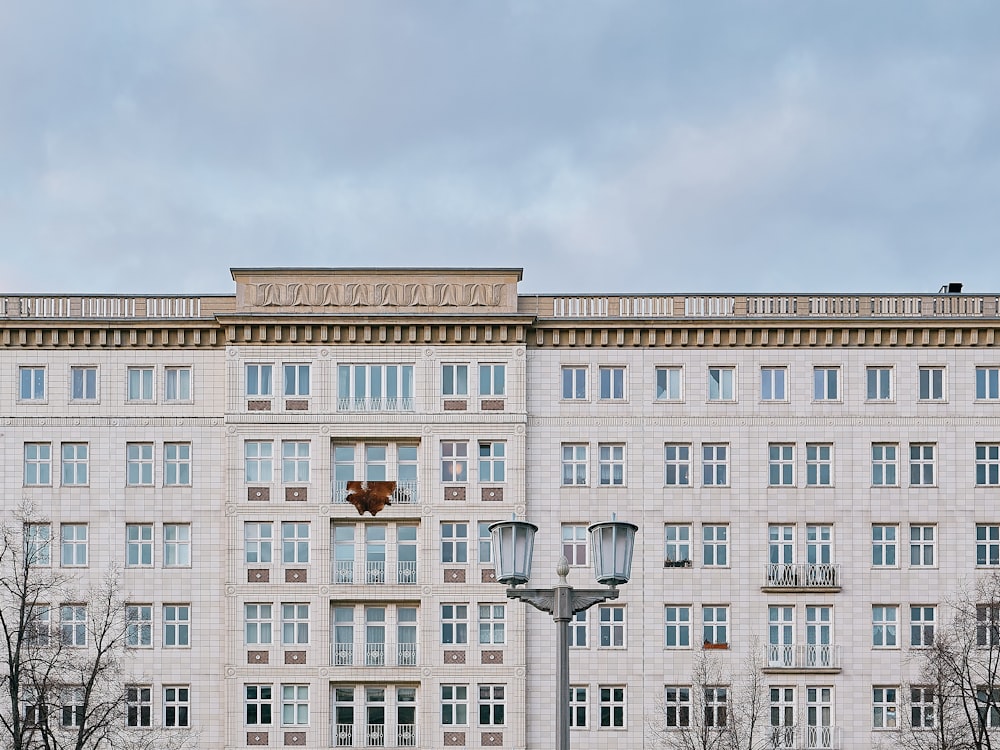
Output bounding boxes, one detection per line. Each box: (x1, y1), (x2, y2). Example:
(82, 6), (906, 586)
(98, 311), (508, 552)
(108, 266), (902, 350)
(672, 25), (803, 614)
(0, 1), (998, 295)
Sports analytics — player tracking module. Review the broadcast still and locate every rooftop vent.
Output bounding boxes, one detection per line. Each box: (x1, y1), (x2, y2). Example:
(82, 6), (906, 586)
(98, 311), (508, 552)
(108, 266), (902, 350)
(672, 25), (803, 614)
(939, 282), (963, 294)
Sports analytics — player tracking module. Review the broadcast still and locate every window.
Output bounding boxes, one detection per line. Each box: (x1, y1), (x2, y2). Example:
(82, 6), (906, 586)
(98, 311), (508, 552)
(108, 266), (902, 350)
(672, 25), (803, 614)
(479, 364), (505, 397)
(761, 367), (787, 401)
(127, 367), (154, 401)
(703, 525), (728, 567)
(441, 604), (468, 645)
(813, 367), (840, 401)
(281, 523), (309, 564)
(441, 441), (468, 483)
(977, 444), (1000, 486)
(23, 443), (51, 486)
(19, 367), (45, 401)
(807, 525), (833, 570)
(164, 605), (190, 647)
(976, 687), (1000, 727)
(245, 603), (273, 645)
(977, 367), (1000, 400)
(441, 685), (468, 725)
(441, 523), (468, 563)
(127, 443), (154, 486)
(478, 522), (495, 564)
(245, 441), (274, 483)
(599, 686), (625, 728)
(656, 366), (682, 401)
(479, 441), (505, 482)
(705, 687), (728, 728)
(163, 686), (189, 727)
(164, 443), (191, 486)
(60, 605), (87, 646)
(332, 607), (354, 665)
(598, 444), (625, 486)
(664, 606), (691, 648)
(768, 444), (794, 486)
(873, 687), (898, 729)
(911, 686), (935, 729)
(910, 526), (935, 567)
(664, 444), (691, 486)
(442, 364), (469, 396)
(599, 366), (626, 400)
(337, 364), (414, 411)
(570, 611), (587, 648)
(806, 444), (832, 486)
(873, 606), (898, 648)
(60, 687), (85, 728)
(246, 684), (273, 726)
(919, 367), (945, 401)
(60, 524), (87, 566)
(872, 525), (898, 567)
(911, 606), (935, 648)
(977, 525), (1000, 567)
(126, 604), (152, 648)
(570, 686), (588, 728)
(479, 604), (505, 645)
(910, 444), (935, 486)
(702, 444), (728, 487)
(664, 525), (691, 565)
(707, 367), (734, 401)
(281, 603), (309, 645)
(703, 606), (728, 647)
(126, 686), (152, 728)
(61, 443), (88, 486)
(561, 444), (588, 486)
(283, 364), (310, 397)
(281, 441), (310, 483)
(977, 604), (1000, 647)
(70, 366), (98, 401)
(398, 608), (418, 665)
(770, 686), (796, 746)
(562, 366), (588, 400)
(245, 522), (273, 564)
(867, 367), (893, 401)
(25, 524), (50, 566)
(126, 524), (153, 567)
(599, 605), (625, 648)
(246, 364), (273, 397)
(872, 443), (898, 486)
(479, 685), (505, 726)
(28, 606), (50, 647)
(164, 524), (191, 567)
(664, 686), (690, 728)
(164, 366), (191, 401)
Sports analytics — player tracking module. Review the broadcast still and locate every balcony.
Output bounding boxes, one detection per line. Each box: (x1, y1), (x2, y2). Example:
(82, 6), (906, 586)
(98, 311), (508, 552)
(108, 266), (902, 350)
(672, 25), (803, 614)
(331, 644), (418, 668)
(761, 563), (841, 592)
(333, 480), (419, 506)
(765, 726), (840, 750)
(332, 561), (418, 586)
(762, 644), (841, 673)
(805, 726), (841, 749)
(337, 397), (414, 413)
(333, 723), (416, 748)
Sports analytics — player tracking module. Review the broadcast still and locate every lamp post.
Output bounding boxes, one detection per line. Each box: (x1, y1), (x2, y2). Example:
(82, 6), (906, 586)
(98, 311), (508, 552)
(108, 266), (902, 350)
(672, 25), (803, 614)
(489, 517), (638, 750)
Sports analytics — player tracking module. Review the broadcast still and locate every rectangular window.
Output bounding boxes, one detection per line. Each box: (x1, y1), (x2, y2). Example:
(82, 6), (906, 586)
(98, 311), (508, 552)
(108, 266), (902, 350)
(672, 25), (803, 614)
(911, 606), (935, 648)
(442, 364), (468, 397)
(761, 367), (787, 401)
(599, 605), (625, 648)
(126, 524), (153, 567)
(655, 366), (682, 401)
(441, 441), (468, 483)
(977, 687), (1000, 727)
(245, 684), (273, 727)
(478, 685), (505, 726)
(246, 364), (273, 397)
(23, 443), (51, 486)
(702, 444), (728, 487)
(126, 443), (154, 486)
(769, 686), (797, 736)
(569, 686), (588, 728)
(664, 686), (690, 728)
(163, 686), (190, 727)
(977, 525), (1000, 566)
(60, 687), (85, 728)
(28, 606), (50, 647)
(283, 364), (310, 397)
(338, 363), (415, 411)
(872, 525), (898, 567)
(768, 444), (795, 486)
(164, 366), (191, 401)
(599, 686), (625, 728)
(60, 524), (87, 566)
(867, 367), (893, 401)
(919, 367), (945, 401)
(25, 524), (50, 566)
(561, 525), (588, 566)
(478, 522), (495, 564)
(910, 526), (935, 567)
(977, 367), (1000, 400)
(244, 522), (273, 564)
(164, 605), (190, 647)
(598, 443), (625, 486)
(872, 443), (898, 486)
(126, 604), (152, 648)
(599, 366), (626, 400)
(977, 444), (1000, 486)
(562, 366), (588, 400)
(281, 522), (310, 564)
(664, 606), (691, 648)
(703, 606), (728, 647)
(281, 603), (309, 645)
(245, 603), (273, 645)
(61, 443), (88, 486)
(570, 611), (587, 648)
(707, 367), (735, 401)
(479, 604), (505, 645)
(806, 444), (833, 486)
(910, 444), (936, 486)
(911, 686), (935, 729)
(561, 444), (588, 486)
(19, 366), (45, 401)
(664, 444), (691, 486)
(479, 364), (506, 397)
(441, 604), (468, 645)
(479, 441), (505, 482)
(281, 441), (310, 483)
(164, 443), (191, 486)
(60, 605), (87, 647)
(280, 684), (309, 726)
(127, 367), (154, 401)
(873, 687), (898, 729)
(70, 366), (98, 401)
(441, 685), (468, 726)
(813, 367), (840, 401)
(164, 524), (191, 567)
(441, 522), (468, 564)
(873, 606), (898, 648)
(703, 525), (729, 567)
(126, 686), (152, 728)
(705, 687), (728, 728)
(664, 525), (691, 565)
(977, 604), (1000, 647)
(245, 441), (274, 483)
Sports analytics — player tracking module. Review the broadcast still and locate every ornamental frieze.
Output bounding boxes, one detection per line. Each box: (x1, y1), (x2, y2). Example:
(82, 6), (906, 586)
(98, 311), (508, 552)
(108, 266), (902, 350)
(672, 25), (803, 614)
(251, 282), (506, 308)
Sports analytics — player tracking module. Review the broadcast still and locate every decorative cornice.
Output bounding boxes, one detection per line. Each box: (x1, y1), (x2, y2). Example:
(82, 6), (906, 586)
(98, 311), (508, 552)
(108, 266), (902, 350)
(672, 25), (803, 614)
(220, 319), (530, 346)
(0, 322), (222, 349)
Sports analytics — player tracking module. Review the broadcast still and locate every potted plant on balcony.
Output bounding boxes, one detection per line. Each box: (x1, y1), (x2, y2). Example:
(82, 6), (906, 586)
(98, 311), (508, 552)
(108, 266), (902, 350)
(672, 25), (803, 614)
(664, 556), (692, 568)
(703, 639), (728, 650)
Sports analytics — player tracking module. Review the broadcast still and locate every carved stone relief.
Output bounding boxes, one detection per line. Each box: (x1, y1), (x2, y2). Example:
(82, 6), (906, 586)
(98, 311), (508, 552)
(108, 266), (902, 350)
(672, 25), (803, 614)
(250, 282), (506, 308)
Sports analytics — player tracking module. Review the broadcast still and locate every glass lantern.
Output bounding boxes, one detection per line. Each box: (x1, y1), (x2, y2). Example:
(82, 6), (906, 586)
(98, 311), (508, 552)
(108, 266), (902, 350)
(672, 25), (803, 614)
(588, 520), (638, 586)
(488, 520), (538, 586)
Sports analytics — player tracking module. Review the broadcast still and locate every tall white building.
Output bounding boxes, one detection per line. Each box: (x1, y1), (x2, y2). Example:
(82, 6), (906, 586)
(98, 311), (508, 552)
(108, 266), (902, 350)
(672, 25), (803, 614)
(1, 268), (996, 748)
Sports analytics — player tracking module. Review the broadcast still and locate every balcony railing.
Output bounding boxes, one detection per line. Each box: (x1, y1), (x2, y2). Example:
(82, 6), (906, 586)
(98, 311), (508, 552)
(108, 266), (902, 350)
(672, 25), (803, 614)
(763, 563), (840, 589)
(331, 644), (418, 668)
(397, 561), (417, 585)
(337, 397), (415, 413)
(2, 295), (208, 319)
(768, 725), (796, 749)
(805, 726), (840, 749)
(763, 644), (841, 670)
(333, 643), (354, 666)
(365, 724), (385, 747)
(397, 724), (417, 747)
(397, 644), (418, 666)
(365, 561), (386, 584)
(332, 480), (419, 505)
(332, 561), (418, 586)
(335, 724), (354, 747)
(332, 723), (416, 748)
(365, 642), (386, 667)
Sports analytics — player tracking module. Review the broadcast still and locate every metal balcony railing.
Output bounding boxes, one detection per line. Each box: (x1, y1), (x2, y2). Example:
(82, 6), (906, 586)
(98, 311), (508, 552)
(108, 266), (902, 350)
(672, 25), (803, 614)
(365, 642), (385, 667)
(334, 724), (354, 747)
(332, 480), (419, 504)
(336, 397), (415, 412)
(763, 563), (840, 589)
(805, 725), (840, 749)
(397, 561), (417, 585)
(763, 644), (841, 670)
(332, 560), (418, 586)
(333, 643), (354, 666)
(397, 644), (418, 666)
(330, 643), (418, 668)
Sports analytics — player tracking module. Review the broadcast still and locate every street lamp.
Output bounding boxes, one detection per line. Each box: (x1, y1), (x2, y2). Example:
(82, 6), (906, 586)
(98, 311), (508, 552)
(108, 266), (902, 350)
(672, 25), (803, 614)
(489, 517), (638, 750)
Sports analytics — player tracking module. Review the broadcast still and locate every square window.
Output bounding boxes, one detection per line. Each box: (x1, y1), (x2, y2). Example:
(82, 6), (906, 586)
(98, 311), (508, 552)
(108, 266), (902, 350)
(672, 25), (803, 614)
(761, 367), (787, 401)
(909, 444), (936, 486)
(19, 367), (45, 401)
(283, 364), (310, 397)
(871, 443), (898, 486)
(866, 367), (893, 401)
(598, 443), (625, 486)
(70, 367), (98, 401)
(707, 367), (735, 401)
(703, 525), (728, 567)
(977, 444), (1000, 486)
(813, 367), (840, 401)
(562, 366), (588, 400)
(599, 366), (626, 400)
(977, 367), (1000, 400)
(872, 605), (898, 648)
(164, 366), (192, 401)
(126, 524), (153, 567)
(479, 441), (506, 482)
(164, 443), (192, 486)
(126, 443), (154, 486)
(561, 444), (588, 486)
(768, 444), (795, 486)
(918, 367), (945, 401)
(246, 364), (273, 397)
(664, 444), (691, 486)
(702, 444), (729, 487)
(164, 524), (191, 567)
(872, 525), (898, 567)
(655, 366), (682, 401)
(60, 524), (87, 567)
(442, 364), (469, 396)
(24, 443), (52, 486)
(61, 443), (89, 486)
(163, 604), (190, 647)
(127, 367), (154, 402)
(806, 443), (833, 486)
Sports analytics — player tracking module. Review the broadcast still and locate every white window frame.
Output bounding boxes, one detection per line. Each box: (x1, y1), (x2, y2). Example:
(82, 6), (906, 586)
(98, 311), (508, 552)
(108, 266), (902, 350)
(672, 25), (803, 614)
(570, 611), (587, 648)
(561, 366), (588, 401)
(164, 366), (192, 402)
(664, 606), (691, 649)
(282, 363), (310, 397)
(245, 684), (273, 727)
(440, 441), (468, 483)
(655, 366), (682, 402)
(599, 686), (626, 729)
(909, 525), (935, 567)
(598, 605), (625, 648)
(441, 522), (468, 564)
(479, 604), (505, 645)
(703, 525), (729, 567)
(478, 684), (506, 726)
(664, 444), (691, 486)
(441, 685), (468, 726)
(866, 366), (894, 401)
(871, 443), (898, 487)
(479, 363), (506, 397)
(281, 441), (310, 483)
(561, 444), (588, 486)
(702, 606), (728, 648)
(126, 685), (152, 728)
(910, 606), (935, 648)
(163, 685), (190, 728)
(127, 367), (155, 402)
(872, 605), (898, 648)
(707, 367), (735, 402)
(598, 443), (625, 486)
(768, 443), (795, 487)
(976, 367), (1000, 401)
(163, 604), (191, 647)
(918, 366), (945, 401)
(245, 603), (273, 645)
(978, 525), (1000, 567)
(281, 522), (310, 564)
(909, 443), (936, 486)
(164, 443), (192, 486)
(126, 524), (153, 568)
(664, 686), (691, 728)
(70, 366), (98, 401)
(478, 441), (506, 483)
(761, 366), (787, 402)
(977, 444), (1000, 486)
(246, 364), (273, 397)
(245, 441), (274, 483)
(910, 686), (935, 729)
(702, 444), (729, 487)
(570, 686), (588, 728)
(164, 524), (191, 567)
(19, 366), (46, 402)
(441, 604), (468, 645)
(598, 366), (626, 401)
(23, 443), (52, 487)
(281, 603), (310, 645)
(813, 366), (840, 401)
(806, 443), (833, 487)
(126, 604), (152, 648)
(664, 525), (691, 566)
(442, 364), (469, 397)
(873, 686), (899, 729)
(561, 524), (587, 567)
(244, 522), (273, 564)
(25, 524), (51, 567)
(126, 442), (154, 486)
(60, 605), (87, 647)
(872, 525), (898, 568)
(60, 524), (88, 567)
(61, 443), (89, 486)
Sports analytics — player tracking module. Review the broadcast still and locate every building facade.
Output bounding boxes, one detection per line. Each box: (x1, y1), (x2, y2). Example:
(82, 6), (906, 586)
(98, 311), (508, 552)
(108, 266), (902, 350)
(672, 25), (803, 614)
(1, 268), (997, 748)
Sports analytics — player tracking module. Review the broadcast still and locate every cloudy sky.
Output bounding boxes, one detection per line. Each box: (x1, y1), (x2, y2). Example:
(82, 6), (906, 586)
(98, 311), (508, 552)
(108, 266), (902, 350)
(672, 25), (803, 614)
(1, 1), (997, 295)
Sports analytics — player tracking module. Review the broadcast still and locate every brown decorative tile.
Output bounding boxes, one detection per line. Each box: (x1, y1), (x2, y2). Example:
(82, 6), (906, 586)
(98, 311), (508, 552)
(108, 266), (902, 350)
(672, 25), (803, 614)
(248, 400), (271, 411)
(285, 569), (307, 583)
(444, 486), (466, 501)
(248, 569), (270, 583)
(482, 732), (503, 746)
(284, 487), (307, 501)
(443, 732), (466, 746)
(283, 732), (305, 746)
(284, 650), (306, 665)
(285, 399), (308, 410)
(248, 650), (269, 665)
(444, 650), (467, 664)
(444, 568), (466, 583)
(481, 487), (504, 501)
(481, 399), (504, 411)
(248, 487), (270, 501)
(481, 568), (496, 583)
(481, 650), (503, 664)
(247, 731), (268, 745)
(443, 399), (468, 411)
